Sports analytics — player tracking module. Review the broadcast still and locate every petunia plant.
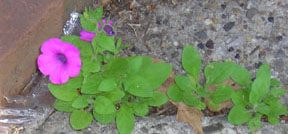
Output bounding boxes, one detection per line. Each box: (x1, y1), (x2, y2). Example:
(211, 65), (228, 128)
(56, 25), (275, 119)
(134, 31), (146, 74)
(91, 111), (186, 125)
(168, 45), (287, 133)
(37, 6), (172, 134)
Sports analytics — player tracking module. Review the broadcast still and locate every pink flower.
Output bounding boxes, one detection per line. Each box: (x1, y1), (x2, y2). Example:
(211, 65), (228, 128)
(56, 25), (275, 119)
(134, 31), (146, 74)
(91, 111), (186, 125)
(80, 19), (115, 41)
(80, 30), (96, 41)
(37, 38), (81, 84)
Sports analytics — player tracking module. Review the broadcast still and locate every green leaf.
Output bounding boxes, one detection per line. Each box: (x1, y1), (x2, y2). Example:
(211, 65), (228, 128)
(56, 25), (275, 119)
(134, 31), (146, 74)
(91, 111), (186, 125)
(116, 104), (135, 134)
(268, 101), (287, 117)
(72, 96), (89, 109)
(204, 62), (235, 86)
(132, 102), (149, 117)
(263, 95), (279, 105)
(270, 78), (280, 87)
(103, 58), (128, 77)
(147, 92), (168, 106)
(256, 103), (270, 115)
(94, 112), (115, 124)
(175, 75), (196, 91)
(93, 96), (116, 114)
(267, 116), (279, 124)
(167, 85), (183, 102)
(195, 101), (206, 110)
(103, 89), (125, 103)
(98, 78), (118, 92)
(228, 105), (252, 125)
(249, 63), (271, 104)
(140, 62), (172, 89)
(125, 76), (153, 97)
(115, 37), (123, 54)
(231, 64), (251, 88)
(116, 37), (122, 49)
(127, 56), (153, 75)
(211, 85), (234, 103)
(182, 92), (200, 107)
(208, 100), (220, 110)
(93, 32), (115, 53)
(81, 73), (102, 94)
(70, 110), (93, 130)
(48, 75), (83, 101)
(48, 83), (79, 101)
(196, 87), (210, 98)
(61, 35), (93, 57)
(182, 45), (202, 80)
(80, 7), (103, 31)
(53, 100), (76, 112)
(82, 57), (101, 77)
(49, 74), (83, 89)
(231, 89), (249, 106)
(248, 114), (262, 132)
(271, 88), (286, 97)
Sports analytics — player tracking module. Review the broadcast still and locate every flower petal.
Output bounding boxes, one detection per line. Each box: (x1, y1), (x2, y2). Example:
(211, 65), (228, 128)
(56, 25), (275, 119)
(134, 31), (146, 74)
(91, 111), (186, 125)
(80, 30), (96, 41)
(108, 20), (113, 25)
(102, 19), (107, 24)
(40, 38), (63, 55)
(37, 54), (59, 75)
(66, 52), (81, 77)
(49, 67), (69, 84)
(62, 42), (80, 56)
(98, 21), (102, 31)
(66, 64), (81, 77)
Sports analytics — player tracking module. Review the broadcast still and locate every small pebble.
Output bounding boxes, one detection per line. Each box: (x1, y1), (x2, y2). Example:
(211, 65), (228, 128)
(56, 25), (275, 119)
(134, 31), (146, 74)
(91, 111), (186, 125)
(239, 3), (245, 7)
(203, 123), (224, 133)
(228, 37), (245, 47)
(258, 51), (266, 58)
(267, 17), (274, 23)
(228, 47), (234, 52)
(204, 19), (213, 25)
(156, 20), (161, 25)
(235, 53), (240, 59)
(223, 22), (235, 32)
(205, 39), (214, 49)
(130, 46), (141, 54)
(173, 41), (179, 46)
(276, 35), (283, 41)
(254, 62), (262, 68)
(246, 8), (258, 19)
(206, 49), (213, 55)
(131, 46), (136, 52)
(194, 30), (208, 41)
(221, 14), (227, 19)
(274, 49), (286, 57)
(140, 127), (149, 133)
(221, 4), (227, 9)
(171, 51), (179, 58)
(197, 43), (205, 49)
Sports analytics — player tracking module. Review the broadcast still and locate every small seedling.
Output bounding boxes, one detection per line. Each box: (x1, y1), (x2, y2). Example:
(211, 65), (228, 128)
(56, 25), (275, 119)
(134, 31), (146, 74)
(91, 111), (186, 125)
(168, 45), (287, 133)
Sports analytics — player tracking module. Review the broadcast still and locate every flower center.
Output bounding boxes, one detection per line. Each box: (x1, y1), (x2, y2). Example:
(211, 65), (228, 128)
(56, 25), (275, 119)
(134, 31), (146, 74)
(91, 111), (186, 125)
(103, 25), (115, 36)
(56, 53), (67, 64)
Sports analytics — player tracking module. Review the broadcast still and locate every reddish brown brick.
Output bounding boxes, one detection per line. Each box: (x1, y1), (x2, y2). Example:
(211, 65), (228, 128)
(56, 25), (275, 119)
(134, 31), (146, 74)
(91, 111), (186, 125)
(0, 0), (92, 104)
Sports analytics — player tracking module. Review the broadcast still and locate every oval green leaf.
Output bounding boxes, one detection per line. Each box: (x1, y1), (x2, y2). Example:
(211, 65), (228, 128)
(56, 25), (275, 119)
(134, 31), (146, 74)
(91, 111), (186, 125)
(93, 96), (116, 114)
(182, 45), (202, 80)
(70, 110), (93, 130)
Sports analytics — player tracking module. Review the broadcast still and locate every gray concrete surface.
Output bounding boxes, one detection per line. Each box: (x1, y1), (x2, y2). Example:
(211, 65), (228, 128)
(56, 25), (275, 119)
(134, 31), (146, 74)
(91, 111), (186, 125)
(19, 0), (288, 133)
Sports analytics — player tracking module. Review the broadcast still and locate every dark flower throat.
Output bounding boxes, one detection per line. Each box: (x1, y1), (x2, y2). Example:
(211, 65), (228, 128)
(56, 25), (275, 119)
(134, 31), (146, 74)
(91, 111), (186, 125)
(56, 53), (67, 64)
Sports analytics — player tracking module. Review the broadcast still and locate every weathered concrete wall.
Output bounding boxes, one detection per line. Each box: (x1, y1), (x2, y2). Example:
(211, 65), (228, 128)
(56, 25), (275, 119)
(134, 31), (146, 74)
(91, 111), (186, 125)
(0, 0), (93, 104)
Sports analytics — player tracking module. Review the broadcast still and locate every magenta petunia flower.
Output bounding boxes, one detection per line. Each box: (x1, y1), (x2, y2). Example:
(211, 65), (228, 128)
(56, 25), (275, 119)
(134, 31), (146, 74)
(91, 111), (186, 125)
(37, 38), (81, 84)
(80, 30), (96, 41)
